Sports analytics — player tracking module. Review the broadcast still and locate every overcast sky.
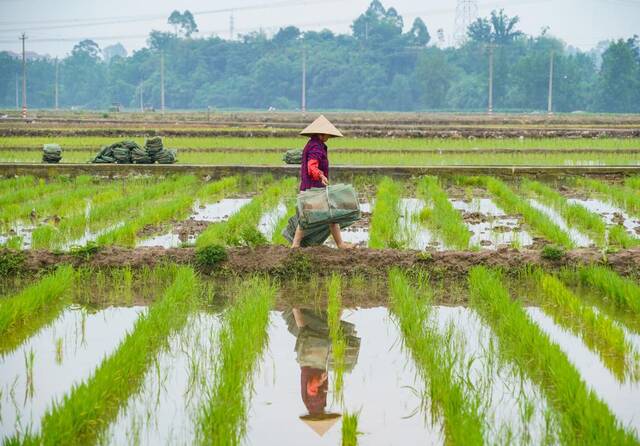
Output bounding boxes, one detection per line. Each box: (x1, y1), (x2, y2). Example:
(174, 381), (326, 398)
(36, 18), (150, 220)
(0, 0), (638, 57)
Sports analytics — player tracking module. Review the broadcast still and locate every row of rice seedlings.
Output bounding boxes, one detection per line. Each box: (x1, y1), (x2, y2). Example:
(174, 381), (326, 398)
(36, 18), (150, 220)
(3, 136), (640, 150)
(0, 175), (36, 194)
(195, 177), (295, 248)
(576, 178), (640, 218)
(0, 265), (75, 356)
(369, 177), (402, 249)
(572, 265), (640, 315)
(388, 269), (485, 445)
(272, 195), (296, 245)
(195, 176), (238, 203)
(0, 175), (86, 209)
(468, 266), (637, 445)
(526, 269), (637, 381)
(197, 277), (275, 445)
(31, 176), (192, 249)
(0, 176), (103, 226)
(417, 176), (471, 250)
(469, 176), (574, 248)
(520, 179), (608, 248)
(341, 412), (360, 446)
(327, 274), (347, 402)
(96, 179), (207, 247)
(11, 266), (199, 445)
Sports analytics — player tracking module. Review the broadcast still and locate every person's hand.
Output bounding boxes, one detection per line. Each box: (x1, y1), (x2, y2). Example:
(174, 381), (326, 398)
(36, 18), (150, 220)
(320, 175), (329, 186)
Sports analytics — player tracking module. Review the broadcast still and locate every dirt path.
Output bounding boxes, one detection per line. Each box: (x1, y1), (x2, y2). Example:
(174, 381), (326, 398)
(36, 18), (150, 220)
(9, 245), (640, 279)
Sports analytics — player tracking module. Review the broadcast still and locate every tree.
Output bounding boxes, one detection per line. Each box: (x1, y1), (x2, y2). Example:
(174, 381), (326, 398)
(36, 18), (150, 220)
(467, 9), (522, 44)
(168, 10), (198, 38)
(406, 18), (430, 47)
(595, 37), (640, 112)
(72, 39), (101, 59)
(415, 48), (454, 108)
(273, 26), (301, 46)
(351, 1), (403, 44)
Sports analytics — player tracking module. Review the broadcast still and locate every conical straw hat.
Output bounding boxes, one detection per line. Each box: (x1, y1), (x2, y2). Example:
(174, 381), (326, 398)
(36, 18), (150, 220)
(300, 115), (343, 137)
(299, 413), (341, 436)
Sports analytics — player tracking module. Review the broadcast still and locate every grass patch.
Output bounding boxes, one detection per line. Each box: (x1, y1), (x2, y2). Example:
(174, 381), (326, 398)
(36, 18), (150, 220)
(0, 249), (26, 277)
(417, 176), (471, 249)
(388, 268), (485, 445)
(195, 244), (228, 270)
(369, 177), (402, 249)
(0, 265), (75, 356)
(197, 276), (275, 445)
(521, 179), (606, 247)
(468, 266), (637, 445)
(14, 266), (199, 445)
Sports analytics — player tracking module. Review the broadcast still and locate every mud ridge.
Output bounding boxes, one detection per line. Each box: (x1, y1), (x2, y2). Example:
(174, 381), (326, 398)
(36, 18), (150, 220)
(8, 246), (640, 278)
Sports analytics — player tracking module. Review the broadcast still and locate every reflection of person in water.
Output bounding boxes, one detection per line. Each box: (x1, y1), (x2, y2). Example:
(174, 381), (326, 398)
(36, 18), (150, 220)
(283, 308), (361, 436)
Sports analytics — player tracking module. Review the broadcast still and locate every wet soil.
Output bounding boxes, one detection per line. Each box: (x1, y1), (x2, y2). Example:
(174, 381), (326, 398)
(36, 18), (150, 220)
(9, 245), (640, 280)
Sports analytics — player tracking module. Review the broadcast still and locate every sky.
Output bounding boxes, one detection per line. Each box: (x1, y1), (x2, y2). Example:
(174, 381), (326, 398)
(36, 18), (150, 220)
(0, 0), (638, 58)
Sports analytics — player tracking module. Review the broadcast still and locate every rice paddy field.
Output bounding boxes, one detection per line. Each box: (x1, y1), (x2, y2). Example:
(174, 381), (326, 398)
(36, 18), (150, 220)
(2, 111), (640, 445)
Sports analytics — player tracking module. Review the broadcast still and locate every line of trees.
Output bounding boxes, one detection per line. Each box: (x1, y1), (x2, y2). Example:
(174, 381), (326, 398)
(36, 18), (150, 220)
(0, 2), (639, 112)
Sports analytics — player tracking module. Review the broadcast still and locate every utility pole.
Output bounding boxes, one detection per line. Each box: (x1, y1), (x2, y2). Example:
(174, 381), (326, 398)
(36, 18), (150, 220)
(15, 74), (19, 111)
(364, 22), (368, 41)
(19, 33), (27, 119)
(139, 79), (144, 112)
(301, 45), (306, 112)
(229, 12), (235, 40)
(547, 51), (554, 115)
(487, 44), (494, 114)
(54, 57), (59, 110)
(160, 51), (165, 114)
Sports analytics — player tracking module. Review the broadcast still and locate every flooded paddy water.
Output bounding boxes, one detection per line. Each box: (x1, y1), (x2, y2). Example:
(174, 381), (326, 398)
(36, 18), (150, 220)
(2, 273), (640, 444)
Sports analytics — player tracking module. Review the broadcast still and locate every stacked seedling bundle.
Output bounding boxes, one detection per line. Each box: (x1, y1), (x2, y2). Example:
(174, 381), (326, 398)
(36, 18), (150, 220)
(145, 137), (177, 164)
(282, 149), (302, 164)
(90, 138), (177, 164)
(42, 144), (62, 163)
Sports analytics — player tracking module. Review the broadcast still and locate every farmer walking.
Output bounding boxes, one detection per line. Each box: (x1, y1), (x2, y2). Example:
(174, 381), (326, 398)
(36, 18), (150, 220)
(289, 115), (355, 249)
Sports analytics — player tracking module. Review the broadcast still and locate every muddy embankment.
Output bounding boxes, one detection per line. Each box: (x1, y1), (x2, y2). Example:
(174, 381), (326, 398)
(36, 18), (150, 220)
(9, 245), (640, 279)
(2, 127), (640, 138)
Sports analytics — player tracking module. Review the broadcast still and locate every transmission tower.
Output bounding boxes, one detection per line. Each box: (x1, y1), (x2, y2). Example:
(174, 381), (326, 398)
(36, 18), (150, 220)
(453, 0), (478, 46)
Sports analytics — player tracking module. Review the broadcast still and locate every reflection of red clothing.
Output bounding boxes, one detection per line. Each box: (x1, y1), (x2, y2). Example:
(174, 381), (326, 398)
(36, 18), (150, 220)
(308, 159), (324, 181)
(301, 366), (327, 415)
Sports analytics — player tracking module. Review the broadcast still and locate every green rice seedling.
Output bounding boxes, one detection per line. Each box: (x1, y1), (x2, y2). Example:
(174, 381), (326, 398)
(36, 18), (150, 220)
(342, 411), (360, 446)
(521, 179), (606, 247)
(3, 136), (640, 151)
(197, 276), (275, 446)
(476, 176), (574, 248)
(526, 269), (636, 381)
(195, 176), (239, 203)
(32, 176), (193, 249)
(327, 274), (346, 401)
(608, 225), (640, 249)
(369, 177), (402, 249)
(196, 177), (295, 248)
(468, 266), (638, 445)
(13, 267), (199, 445)
(576, 178), (640, 218)
(272, 196), (296, 245)
(24, 348), (35, 400)
(624, 176), (640, 190)
(417, 176), (471, 249)
(55, 337), (63, 365)
(1, 236), (23, 250)
(388, 269), (485, 445)
(0, 265), (75, 356)
(573, 265), (640, 315)
(0, 175), (36, 194)
(96, 192), (197, 247)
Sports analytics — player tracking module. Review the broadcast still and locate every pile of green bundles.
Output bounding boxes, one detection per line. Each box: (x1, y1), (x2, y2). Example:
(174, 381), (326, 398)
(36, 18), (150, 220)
(282, 149), (303, 164)
(42, 144), (62, 163)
